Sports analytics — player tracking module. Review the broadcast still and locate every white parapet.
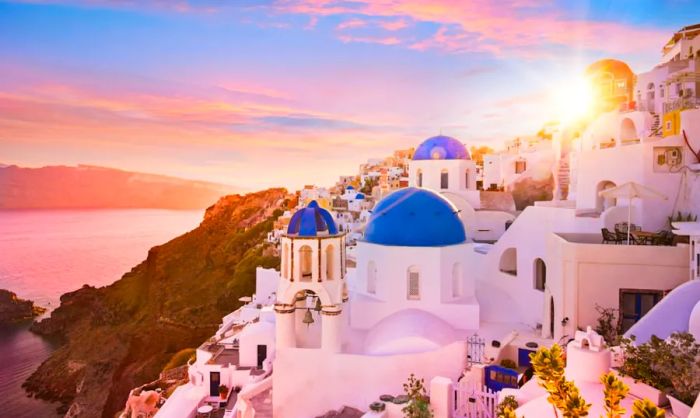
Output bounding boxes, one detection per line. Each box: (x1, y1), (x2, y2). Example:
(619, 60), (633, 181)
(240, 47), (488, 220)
(429, 376), (454, 418)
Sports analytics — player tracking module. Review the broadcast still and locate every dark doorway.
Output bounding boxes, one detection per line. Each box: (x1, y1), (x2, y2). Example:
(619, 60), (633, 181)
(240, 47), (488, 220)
(257, 344), (268, 368)
(549, 297), (555, 338)
(209, 371), (220, 397)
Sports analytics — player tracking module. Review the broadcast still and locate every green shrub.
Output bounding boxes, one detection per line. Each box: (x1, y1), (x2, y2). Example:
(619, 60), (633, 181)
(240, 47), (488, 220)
(530, 344), (591, 417)
(496, 395), (519, 418)
(401, 374), (433, 418)
(500, 359), (518, 370)
(620, 332), (699, 406)
(594, 305), (623, 345)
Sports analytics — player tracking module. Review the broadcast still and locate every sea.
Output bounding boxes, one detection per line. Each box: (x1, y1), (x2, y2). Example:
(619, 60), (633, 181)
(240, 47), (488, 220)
(0, 209), (204, 417)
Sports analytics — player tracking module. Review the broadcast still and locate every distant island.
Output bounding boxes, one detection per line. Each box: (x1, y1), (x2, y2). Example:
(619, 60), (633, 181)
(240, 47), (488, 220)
(0, 289), (46, 325)
(0, 164), (239, 210)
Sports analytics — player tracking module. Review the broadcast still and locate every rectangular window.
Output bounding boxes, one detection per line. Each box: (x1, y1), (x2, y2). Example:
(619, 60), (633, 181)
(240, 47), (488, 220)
(515, 160), (526, 174)
(440, 171), (449, 189)
(620, 289), (663, 332)
(407, 271), (420, 300)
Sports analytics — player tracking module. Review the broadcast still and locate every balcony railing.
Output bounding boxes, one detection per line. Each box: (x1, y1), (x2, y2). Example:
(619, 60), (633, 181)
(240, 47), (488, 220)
(663, 97), (700, 113)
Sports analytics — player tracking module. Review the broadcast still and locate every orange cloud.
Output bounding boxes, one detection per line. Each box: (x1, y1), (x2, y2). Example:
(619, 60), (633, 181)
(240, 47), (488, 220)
(0, 63), (420, 189)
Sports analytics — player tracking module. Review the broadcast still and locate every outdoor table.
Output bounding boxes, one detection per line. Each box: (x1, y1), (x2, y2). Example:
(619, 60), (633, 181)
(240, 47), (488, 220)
(631, 231), (656, 245)
(197, 405), (213, 417)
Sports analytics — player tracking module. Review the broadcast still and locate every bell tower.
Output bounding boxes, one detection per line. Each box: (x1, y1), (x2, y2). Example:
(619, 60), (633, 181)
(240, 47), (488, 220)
(275, 201), (347, 352)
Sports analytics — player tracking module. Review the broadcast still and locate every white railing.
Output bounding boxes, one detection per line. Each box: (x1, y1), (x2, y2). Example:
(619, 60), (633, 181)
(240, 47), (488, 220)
(452, 383), (497, 418)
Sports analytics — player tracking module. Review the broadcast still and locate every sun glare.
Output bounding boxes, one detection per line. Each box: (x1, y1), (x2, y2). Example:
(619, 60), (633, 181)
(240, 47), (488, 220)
(549, 76), (595, 125)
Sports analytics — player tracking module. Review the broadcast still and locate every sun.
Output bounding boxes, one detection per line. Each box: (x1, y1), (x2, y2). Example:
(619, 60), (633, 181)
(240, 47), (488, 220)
(548, 75), (595, 125)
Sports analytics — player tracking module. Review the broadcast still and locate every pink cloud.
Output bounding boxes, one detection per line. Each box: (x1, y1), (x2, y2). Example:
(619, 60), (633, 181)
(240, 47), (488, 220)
(337, 34), (401, 45)
(0, 63), (421, 189)
(336, 18), (368, 30)
(379, 19), (409, 31)
(275, 0), (669, 57)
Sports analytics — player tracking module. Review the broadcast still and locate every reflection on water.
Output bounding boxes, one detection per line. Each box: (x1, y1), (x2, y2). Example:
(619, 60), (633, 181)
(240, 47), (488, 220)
(0, 322), (61, 417)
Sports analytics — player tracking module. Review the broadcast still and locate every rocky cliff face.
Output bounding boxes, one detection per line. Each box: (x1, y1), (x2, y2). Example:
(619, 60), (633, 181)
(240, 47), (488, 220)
(25, 188), (288, 417)
(0, 289), (45, 324)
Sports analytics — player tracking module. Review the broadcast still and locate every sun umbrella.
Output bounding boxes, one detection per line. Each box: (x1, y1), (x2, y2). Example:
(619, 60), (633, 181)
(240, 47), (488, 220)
(598, 182), (667, 244)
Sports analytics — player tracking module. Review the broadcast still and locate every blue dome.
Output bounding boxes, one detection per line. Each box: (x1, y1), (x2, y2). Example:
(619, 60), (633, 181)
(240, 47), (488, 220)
(356, 193), (365, 200)
(346, 185), (355, 190)
(287, 200), (338, 237)
(364, 188), (466, 247)
(413, 135), (470, 160)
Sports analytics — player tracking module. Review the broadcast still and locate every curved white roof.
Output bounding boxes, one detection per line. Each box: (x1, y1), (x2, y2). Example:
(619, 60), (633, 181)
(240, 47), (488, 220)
(363, 309), (457, 355)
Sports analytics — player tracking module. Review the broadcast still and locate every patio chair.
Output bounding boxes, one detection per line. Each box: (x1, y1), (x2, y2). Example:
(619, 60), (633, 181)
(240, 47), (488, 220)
(615, 229), (642, 244)
(659, 230), (675, 246)
(650, 231), (667, 246)
(601, 228), (619, 244)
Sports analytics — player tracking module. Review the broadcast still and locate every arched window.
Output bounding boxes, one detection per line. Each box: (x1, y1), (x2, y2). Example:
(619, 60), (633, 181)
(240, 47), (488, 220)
(417, 169), (423, 187)
(367, 261), (377, 294)
(499, 248), (517, 276)
(596, 180), (617, 212)
(452, 263), (463, 298)
(534, 258), (546, 291)
(407, 266), (420, 300)
(299, 245), (312, 281)
(440, 169), (449, 189)
(325, 244), (334, 280)
(283, 243), (289, 279)
(620, 118), (638, 144)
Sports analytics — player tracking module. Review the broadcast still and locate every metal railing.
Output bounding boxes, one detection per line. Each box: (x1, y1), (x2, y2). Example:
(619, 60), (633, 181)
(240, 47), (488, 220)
(663, 97), (700, 113)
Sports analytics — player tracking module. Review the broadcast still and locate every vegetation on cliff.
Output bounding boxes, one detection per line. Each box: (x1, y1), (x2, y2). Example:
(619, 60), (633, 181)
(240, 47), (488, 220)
(24, 188), (288, 417)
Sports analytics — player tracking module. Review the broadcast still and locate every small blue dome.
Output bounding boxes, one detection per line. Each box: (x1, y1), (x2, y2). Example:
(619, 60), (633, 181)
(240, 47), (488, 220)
(356, 193), (365, 200)
(364, 188), (466, 247)
(346, 185), (355, 190)
(287, 200), (338, 237)
(413, 135), (470, 160)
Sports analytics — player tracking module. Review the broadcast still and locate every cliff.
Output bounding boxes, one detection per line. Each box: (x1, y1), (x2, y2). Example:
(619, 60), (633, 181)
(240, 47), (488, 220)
(0, 164), (239, 209)
(25, 188), (288, 417)
(0, 289), (46, 324)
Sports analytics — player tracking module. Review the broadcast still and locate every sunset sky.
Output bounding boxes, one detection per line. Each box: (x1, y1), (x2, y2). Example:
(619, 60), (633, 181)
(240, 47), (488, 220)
(1, 1), (698, 190)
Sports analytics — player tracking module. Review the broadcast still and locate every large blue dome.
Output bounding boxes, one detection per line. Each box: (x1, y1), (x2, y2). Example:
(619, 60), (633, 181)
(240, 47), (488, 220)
(364, 188), (466, 247)
(287, 201), (338, 237)
(413, 135), (470, 160)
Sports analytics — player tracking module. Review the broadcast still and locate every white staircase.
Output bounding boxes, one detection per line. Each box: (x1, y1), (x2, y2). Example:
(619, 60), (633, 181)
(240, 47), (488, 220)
(650, 112), (662, 136)
(556, 157), (570, 200)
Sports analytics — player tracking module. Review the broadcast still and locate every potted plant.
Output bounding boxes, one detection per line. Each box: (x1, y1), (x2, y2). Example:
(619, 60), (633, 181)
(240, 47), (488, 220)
(218, 384), (229, 400)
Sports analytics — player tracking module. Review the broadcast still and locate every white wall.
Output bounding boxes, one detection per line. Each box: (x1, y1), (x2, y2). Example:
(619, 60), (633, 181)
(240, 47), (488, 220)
(352, 242), (479, 330)
(409, 159), (477, 192)
(273, 342), (466, 418)
(255, 267), (279, 304)
(238, 320), (276, 368)
(467, 205), (603, 328)
(546, 233), (690, 341)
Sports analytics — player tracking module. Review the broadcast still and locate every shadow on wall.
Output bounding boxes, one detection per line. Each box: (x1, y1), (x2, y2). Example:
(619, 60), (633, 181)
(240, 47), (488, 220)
(508, 174), (554, 210)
